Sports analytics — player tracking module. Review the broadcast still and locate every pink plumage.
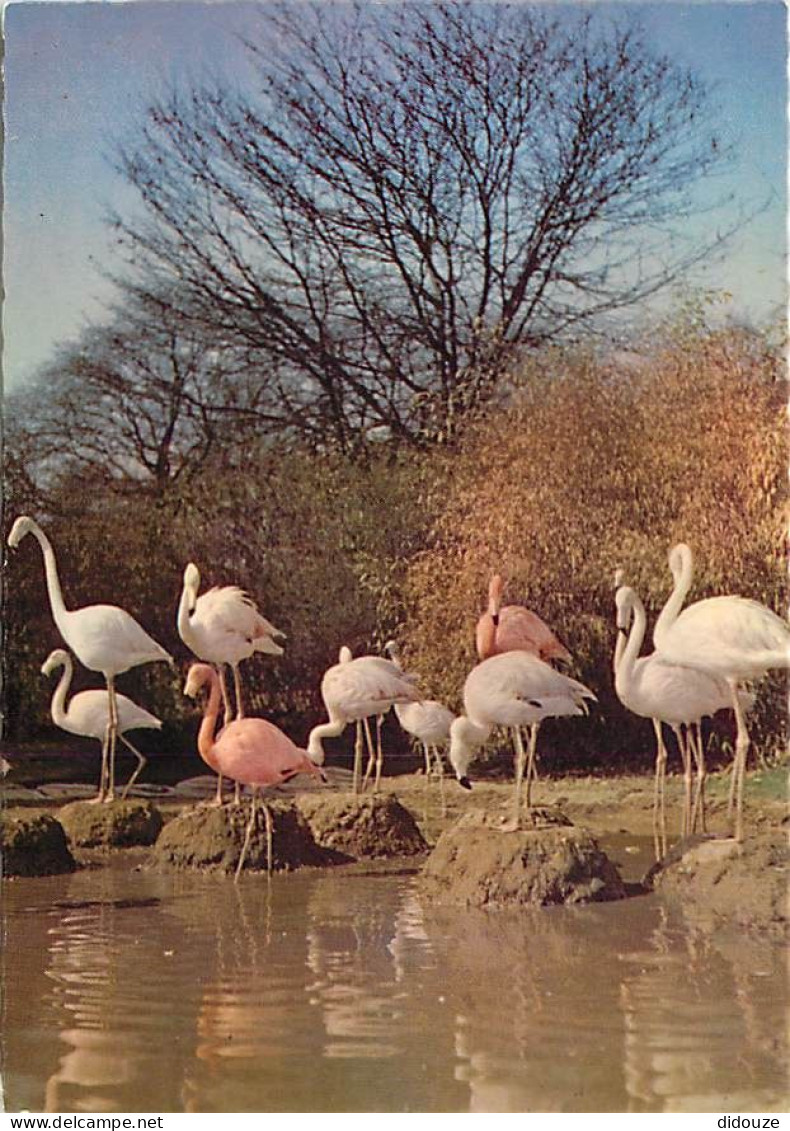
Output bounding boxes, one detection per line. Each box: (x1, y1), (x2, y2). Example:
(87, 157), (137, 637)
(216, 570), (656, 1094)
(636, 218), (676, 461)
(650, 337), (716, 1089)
(476, 573), (571, 663)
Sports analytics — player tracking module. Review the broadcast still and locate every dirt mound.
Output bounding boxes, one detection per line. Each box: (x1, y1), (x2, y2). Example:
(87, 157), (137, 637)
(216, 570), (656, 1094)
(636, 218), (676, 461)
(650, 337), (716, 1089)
(1, 812), (77, 877)
(296, 793), (428, 859)
(420, 808), (626, 908)
(58, 800), (164, 848)
(645, 831), (789, 938)
(153, 799), (339, 873)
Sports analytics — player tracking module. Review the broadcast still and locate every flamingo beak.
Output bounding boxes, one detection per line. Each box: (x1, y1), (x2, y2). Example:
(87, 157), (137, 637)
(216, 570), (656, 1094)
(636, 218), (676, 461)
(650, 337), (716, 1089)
(458, 776), (473, 790)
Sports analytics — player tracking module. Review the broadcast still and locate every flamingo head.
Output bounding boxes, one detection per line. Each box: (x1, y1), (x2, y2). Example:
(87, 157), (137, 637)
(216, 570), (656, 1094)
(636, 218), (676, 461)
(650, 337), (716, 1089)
(448, 716), (474, 790)
(7, 515), (37, 548)
(668, 542), (692, 583)
(41, 649), (70, 678)
(488, 573), (505, 620)
(614, 567), (625, 588)
(183, 662), (215, 699)
(614, 585), (635, 634)
(183, 562), (201, 610)
(383, 639), (401, 662)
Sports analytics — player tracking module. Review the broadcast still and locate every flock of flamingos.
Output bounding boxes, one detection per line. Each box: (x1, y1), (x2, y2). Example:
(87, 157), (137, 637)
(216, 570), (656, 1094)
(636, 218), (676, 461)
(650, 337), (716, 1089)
(8, 514), (790, 876)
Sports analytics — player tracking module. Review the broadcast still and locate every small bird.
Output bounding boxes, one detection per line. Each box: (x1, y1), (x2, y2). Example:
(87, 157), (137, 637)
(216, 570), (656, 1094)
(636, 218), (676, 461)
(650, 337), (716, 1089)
(307, 646), (421, 793)
(652, 543), (790, 842)
(8, 516), (172, 801)
(450, 651), (596, 830)
(613, 583), (750, 856)
(476, 574), (572, 664)
(383, 640), (453, 810)
(41, 649), (162, 801)
(184, 662), (325, 878)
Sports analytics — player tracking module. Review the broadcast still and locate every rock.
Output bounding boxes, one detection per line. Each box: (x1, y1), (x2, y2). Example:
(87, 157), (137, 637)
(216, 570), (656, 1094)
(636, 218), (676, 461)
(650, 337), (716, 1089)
(153, 799), (337, 873)
(644, 831), (788, 938)
(420, 809), (626, 908)
(58, 800), (164, 848)
(296, 793), (428, 859)
(1, 812), (77, 877)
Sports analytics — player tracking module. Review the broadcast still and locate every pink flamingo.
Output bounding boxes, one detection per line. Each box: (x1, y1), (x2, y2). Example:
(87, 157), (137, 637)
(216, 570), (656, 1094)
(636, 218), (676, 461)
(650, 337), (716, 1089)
(184, 663), (326, 879)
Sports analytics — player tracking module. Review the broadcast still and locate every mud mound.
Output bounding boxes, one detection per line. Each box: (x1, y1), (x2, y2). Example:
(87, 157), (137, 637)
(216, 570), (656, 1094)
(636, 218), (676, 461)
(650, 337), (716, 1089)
(1, 812), (77, 877)
(645, 831), (788, 938)
(153, 799), (338, 873)
(420, 809), (626, 908)
(296, 793), (428, 859)
(57, 800), (164, 848)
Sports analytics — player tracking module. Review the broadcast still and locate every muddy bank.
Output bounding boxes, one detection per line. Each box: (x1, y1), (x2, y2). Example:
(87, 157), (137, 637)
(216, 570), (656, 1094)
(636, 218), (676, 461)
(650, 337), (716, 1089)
(57, 800), (164, 848)
(296, 792), (427, 859)
(1, 812), (77, 877)
(645, 831), (789, 938)
(153, 799), (338, 873)
(420, 808), (626, 908)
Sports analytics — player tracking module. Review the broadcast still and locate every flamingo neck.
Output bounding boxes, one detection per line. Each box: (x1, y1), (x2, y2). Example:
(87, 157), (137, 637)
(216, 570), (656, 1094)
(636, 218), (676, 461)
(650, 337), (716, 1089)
(615, 590), (646, 694)
(197, 672), (222, 769)
(449, 715), (490, 780)
(654, 544), (693, 649)
(476, 615), (496, 660)
(48, 657), (73, 730)
(30, 525), (70, 634)
(177, 580), (197, 650)
(307, 717), (346, 762)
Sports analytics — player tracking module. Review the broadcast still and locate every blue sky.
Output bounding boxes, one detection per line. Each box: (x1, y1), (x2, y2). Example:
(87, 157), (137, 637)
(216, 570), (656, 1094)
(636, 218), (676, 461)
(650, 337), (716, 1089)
(3, 0), (787, 392)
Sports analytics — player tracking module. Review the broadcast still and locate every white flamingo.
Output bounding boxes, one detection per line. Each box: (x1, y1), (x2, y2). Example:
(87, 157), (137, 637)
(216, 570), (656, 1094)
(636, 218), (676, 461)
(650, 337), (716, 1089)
(8, 516), (172, 802)
(307, 646), (421, 793)
(384, 640), (454, 813)
(449, 651), (596, 830)
(613, 583), (751, 856)
(652, 542), (790, 841)
(42, 649), (162, 800)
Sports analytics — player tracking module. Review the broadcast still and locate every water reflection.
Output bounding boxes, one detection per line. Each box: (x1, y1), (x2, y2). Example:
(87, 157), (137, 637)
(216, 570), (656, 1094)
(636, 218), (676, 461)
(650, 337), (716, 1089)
(2, 859), (787, 1113)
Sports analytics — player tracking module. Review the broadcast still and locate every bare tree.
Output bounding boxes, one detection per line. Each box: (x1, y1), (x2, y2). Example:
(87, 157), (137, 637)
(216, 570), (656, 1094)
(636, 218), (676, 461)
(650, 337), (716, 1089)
(112, 0), (732, 449)
(7, 294), (269, 494)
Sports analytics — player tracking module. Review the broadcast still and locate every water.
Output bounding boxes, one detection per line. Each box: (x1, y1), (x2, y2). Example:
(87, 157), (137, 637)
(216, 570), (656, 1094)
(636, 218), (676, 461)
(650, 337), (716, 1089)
(2, 847), (787, 1113)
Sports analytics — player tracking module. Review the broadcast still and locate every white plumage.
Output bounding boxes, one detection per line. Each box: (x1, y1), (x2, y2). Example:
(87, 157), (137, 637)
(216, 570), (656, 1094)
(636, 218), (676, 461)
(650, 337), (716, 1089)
(450, 651), (595, 828)
(8, 515), (172, 801)
(652, 542), (790, 841)
(384, 640), (454, 794)
(307, 645), (421, 792)
(614, 583), (750, 849)
(42, 648), (162, 799)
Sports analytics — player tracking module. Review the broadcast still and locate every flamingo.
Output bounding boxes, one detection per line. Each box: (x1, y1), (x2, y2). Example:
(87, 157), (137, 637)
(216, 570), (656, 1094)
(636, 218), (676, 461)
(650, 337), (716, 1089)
(177, 562), (284, 803)
(449, 651), (596, 830)
(184, 662), (325, 878)
(613, 583), (752, 857)
(8, 516), (172, 802)
(652, 542), (790, 842)
(383, 640), (454, 813)
(41, 649), (162, 800)
(307, 646), (422, 794)
(476, 574), (572, 663)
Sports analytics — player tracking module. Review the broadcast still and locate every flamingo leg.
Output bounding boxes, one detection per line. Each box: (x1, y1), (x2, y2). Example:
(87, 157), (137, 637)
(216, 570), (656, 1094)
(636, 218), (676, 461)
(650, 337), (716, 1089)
(118, 734), (148, 800)
(728, 680), (749, 844)
(361, 717), (377, 791)
(689, 723), (707, 833)
(504, 727), (528, 832)
(434, 746), (447, 818)
(235, 788), (257, 881)
(91, 725), (111, 804)
(232, 664), (245, 719)
(105, 676), (119, 803)
(374, 714), (384, 792)
(651, 719), (668, 860)
(676, 725), (693, 838)
(352, 720), (364, 795)
(422, 742), (431, 818)
(524, 724), (539, 810)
